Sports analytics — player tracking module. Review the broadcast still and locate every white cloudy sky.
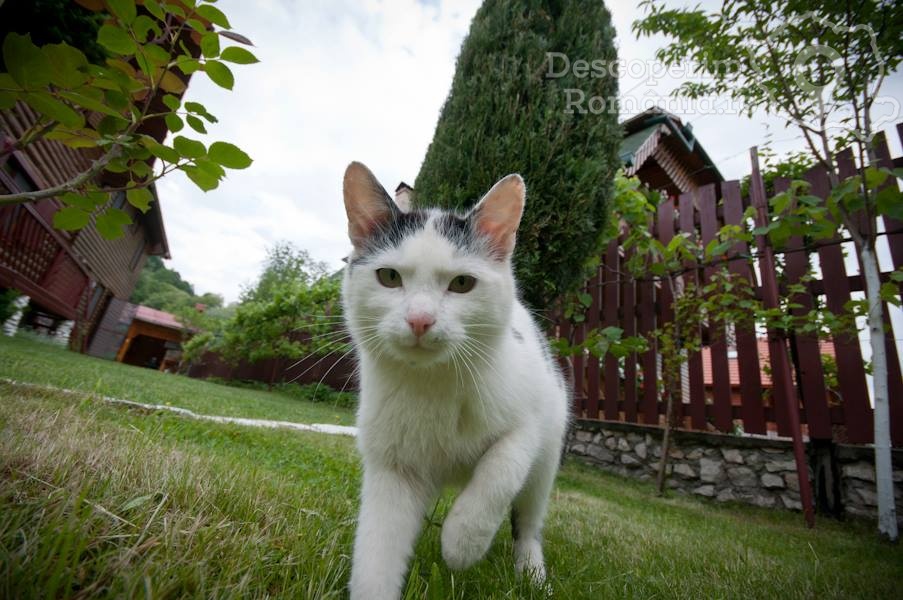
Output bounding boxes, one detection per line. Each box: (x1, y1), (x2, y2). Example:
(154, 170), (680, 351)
(157, 0), (903, 304)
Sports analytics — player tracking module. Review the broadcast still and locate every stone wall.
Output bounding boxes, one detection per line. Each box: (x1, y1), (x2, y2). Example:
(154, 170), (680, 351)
(568, 419), (903, 523)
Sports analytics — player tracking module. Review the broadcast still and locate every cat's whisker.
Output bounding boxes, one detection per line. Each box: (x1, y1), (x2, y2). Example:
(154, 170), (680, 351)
(313, 344), (360, 401)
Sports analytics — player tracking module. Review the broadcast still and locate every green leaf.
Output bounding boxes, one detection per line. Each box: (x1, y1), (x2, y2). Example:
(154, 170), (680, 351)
(186, 114), (207, 134)
(60, 192), (101, 212)
(876, 186), (903, 220)
(185, 101), (217, 123)
(45, 127), (100, 149)
(53, 206), (90, 231)
(163, 2), (185, 18)
(104, 89), (130, 111)
(140, 135), (180, 163)
(161, 94), (181, 111)
(158, 70), (187, 94)
(130, 160), (151, 179)
(182, 165), (220, 191)
(173, 135), (207, 159)
(57, 91), (123, 118)
(220, 46), (259, 64)
(23, 92), (84, 129)
(864, 166), (889, 190)
(126, 187), (154, 213)
(96, 207), (132, 240)
(3, 33), (53, 87)
(204, 60), (234, 90)
(194, 157), (225, 179)
(208, 141), (252, 169)
(141, 43), (171, 67)
(175, 57), (201, 75)
(143, 0), (166, 21)
(97, 24), (137, 55)
(0, 91), (16, 110)
(96, 114), (129, 136)
(43, 43), (89, 88)
(201, 32), (220, 58)
(196, 4), (231, 28)
(164, 113), (184, 133)
(107, 0), (137, 24)
(132, 15), (161, 42)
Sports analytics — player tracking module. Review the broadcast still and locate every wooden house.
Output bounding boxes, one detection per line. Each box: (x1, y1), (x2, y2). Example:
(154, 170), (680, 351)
(0, 101), (172, 351)
(620, 107), (723, 197)
(0, 2), (198, 352)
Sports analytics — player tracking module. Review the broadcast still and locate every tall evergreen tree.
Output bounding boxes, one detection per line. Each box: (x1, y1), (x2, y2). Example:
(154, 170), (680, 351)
(415, 0), (619, 309)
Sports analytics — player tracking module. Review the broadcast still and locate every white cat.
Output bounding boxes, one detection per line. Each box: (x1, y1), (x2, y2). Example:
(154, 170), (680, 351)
(342, 162), (569, 600)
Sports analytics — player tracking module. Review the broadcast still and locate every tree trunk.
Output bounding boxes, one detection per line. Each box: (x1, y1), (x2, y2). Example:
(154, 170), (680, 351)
(656, 385), (675, 496)
(860, 243), (898, 541)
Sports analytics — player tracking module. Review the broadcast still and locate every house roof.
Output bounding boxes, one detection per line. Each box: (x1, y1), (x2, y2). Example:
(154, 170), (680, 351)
(395, 181), (413, 193)
(702, 338), (837, 387)
(134, 305), (184, 330)
(619, 107), (723, 193)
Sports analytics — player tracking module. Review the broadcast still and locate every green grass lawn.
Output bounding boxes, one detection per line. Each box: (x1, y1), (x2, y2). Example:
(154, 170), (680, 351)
(2, 336), (901, 598)
(0, 334), (355, 426)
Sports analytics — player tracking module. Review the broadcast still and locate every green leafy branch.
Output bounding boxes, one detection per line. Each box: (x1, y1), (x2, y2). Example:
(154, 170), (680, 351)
(0, 0), (258, 239)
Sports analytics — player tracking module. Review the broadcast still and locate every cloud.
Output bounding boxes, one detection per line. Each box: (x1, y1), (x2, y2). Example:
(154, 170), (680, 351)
(161, 0), (481, 302)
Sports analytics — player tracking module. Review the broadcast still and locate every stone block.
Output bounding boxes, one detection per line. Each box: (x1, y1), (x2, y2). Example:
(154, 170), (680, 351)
(716, 488), (736, 503)
(592, 433), (603, 445)
(635, 442), (647, 460)
(752, 494), (776, 508)
(668, 448), (685, 460)
(727, 466), (757, 488)
(781, 493), (802, 511)
(571, 443), (587, 455)
(617, 437), (631, 452)
(784, 473), (800, 492)
(765, 460), (797, 473)
(587, 445), (614, 463)
(854, 486), (878, 507)
(605, 437), (618, 450)
(842, 462), (875, 482)
(575, 430), (593, 443)
(761, 473), (785, 489)
(721, 448), (744, 464)
(699, 458), (725, 483)
(692, 484), (716, 497)
(622, 454), (641, 468)
(687, 449), (704, 460)
(673, 463), (697, 479)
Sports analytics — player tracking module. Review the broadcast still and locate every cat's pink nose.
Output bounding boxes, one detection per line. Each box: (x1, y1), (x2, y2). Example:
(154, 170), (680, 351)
(406, 313), (435, 338)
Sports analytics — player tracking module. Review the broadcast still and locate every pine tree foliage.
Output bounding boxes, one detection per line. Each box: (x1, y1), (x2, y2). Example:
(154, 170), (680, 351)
(414, 0), (620, 309)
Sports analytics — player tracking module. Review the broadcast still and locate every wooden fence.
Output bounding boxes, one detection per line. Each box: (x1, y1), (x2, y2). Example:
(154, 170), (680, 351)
(557, 126), (903, 447)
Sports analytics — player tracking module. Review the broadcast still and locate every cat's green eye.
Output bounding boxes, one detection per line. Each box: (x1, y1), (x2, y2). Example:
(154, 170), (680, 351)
(376, 268), (402, 288)
(448, 275), (476, 293)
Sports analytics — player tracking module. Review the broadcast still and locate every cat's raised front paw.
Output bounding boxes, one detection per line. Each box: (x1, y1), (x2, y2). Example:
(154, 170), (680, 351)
(440, 508), (496, 570)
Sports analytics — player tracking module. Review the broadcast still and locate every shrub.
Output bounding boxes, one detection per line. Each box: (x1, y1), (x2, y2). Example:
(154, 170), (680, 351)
(414, 0), (620, 309)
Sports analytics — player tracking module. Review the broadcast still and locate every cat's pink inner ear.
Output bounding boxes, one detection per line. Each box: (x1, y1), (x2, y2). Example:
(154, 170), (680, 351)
(473, 174), (525, 259)
(343, 162), (394, 249)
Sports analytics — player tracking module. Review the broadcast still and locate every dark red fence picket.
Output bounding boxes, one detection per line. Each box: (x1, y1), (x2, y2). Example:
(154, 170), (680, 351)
(557, 126), (903, 447)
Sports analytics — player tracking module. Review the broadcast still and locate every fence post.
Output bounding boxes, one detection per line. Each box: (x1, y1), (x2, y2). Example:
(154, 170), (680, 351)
(749, 147), (815, 528)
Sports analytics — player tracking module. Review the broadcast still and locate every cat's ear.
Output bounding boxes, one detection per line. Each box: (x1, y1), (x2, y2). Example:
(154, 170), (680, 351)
(469, 174), (525, 260)
(343, 162), (398, 250)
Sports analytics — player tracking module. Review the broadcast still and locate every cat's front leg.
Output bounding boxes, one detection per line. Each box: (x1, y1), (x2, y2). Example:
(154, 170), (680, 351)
(441, 428), (537, 571)
(350, 465), (433, 600)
